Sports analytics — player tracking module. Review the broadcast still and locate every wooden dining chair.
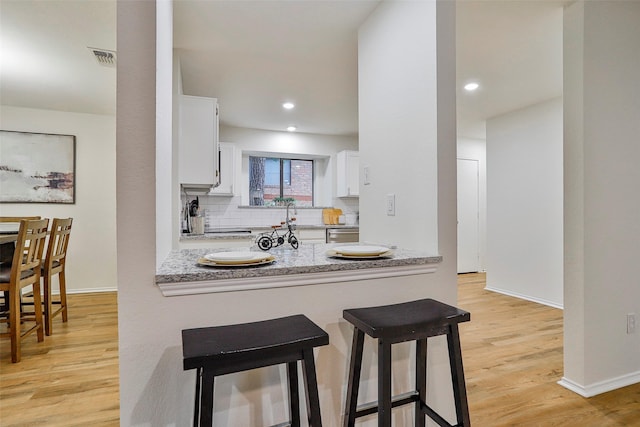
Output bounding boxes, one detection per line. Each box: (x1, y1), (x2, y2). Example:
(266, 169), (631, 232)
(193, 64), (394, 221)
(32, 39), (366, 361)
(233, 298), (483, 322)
(0, 218), (49, 363)
(0, 217), (42, 318)
(41, 218), (73, 336)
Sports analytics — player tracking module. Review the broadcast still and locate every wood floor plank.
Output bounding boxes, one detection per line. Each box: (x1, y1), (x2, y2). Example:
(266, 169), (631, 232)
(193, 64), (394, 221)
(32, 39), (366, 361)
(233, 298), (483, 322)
(2, 277), (639, 426)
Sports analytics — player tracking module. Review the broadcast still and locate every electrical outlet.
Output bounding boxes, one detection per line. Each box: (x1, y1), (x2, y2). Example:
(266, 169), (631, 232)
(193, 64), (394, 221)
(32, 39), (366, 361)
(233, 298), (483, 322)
(627, 313), (637, 334)
(386, 194), (395, 216)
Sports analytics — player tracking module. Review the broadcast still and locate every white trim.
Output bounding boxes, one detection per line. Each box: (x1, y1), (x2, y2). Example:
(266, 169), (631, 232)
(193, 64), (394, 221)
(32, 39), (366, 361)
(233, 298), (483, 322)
(158, 264), (439, 296)
(66, 287), (117, 294)
(484, 286), (563, 309)
(558, 371), (640, 397)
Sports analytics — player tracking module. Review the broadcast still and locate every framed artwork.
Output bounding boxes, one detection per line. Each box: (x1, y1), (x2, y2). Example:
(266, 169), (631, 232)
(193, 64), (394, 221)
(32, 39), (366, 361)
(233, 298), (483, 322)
(0, 130), (76, 204)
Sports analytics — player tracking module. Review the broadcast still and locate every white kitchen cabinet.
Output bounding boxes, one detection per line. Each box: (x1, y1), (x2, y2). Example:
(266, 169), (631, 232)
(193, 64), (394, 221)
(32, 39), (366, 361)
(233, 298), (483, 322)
(337, 150), (359, 197)
(179, 95), (220, 187)
(297, 228), (326, 244)
(210, 142), (235, 196)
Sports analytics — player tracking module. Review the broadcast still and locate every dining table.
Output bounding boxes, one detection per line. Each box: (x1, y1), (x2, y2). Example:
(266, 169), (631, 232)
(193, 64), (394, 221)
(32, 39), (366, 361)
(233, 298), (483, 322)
(0, 223), (19, 312)
(0, 222), (20, 263)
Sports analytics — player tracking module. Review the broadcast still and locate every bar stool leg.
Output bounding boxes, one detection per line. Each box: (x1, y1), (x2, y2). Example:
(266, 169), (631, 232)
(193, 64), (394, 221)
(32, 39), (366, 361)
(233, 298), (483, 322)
(199, 370), (215, 427)
(193, 368), (202, 427)
(288, 361), (301, 427)
(415, 339), (427, 427)
(447, 325), (470, 427)
(302, 348), (323, 427)
(343, 328), (365, 427)
(378, 339), (392, 427)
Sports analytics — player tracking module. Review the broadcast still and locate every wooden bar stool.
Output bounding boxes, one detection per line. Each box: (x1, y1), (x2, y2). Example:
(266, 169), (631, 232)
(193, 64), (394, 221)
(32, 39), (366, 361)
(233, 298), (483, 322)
(342, 298), (471, 427)
(182, 314), (329, 427)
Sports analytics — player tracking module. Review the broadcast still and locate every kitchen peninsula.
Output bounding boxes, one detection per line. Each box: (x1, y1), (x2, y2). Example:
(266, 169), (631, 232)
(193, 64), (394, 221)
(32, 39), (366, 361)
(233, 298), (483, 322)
(156, 243), (441, 295)
(154, 244), (455, 426)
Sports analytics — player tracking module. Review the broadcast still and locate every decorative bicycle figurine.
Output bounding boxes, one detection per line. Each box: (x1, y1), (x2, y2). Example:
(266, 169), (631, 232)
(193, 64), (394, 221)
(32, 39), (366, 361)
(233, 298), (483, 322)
(256, 203), (299, 250)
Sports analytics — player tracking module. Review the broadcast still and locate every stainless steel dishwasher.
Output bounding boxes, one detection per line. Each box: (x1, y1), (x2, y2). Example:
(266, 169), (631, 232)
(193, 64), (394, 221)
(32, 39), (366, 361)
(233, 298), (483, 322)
(326, 227), (359, 243)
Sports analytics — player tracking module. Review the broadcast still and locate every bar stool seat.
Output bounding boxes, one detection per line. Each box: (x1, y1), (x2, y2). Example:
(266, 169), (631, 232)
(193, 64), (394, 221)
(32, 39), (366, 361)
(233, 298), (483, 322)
(182, 314), (329, 427)
(342, 298), (471, 427)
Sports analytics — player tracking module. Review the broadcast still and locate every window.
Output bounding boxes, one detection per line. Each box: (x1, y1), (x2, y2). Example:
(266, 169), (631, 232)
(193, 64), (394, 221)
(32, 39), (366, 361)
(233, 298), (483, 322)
(249, 156), (313, 207)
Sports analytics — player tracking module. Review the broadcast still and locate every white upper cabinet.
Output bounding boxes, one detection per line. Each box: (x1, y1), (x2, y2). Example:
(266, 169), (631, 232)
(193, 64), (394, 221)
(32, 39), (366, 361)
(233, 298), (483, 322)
(210, 142), (235, 196)
(179, 95), (219, 187)
(336, 150), (359, 197)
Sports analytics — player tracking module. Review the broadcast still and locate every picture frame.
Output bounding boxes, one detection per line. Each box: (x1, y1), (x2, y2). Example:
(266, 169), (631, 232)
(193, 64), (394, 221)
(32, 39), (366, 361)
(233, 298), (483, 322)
(0, 130), (76, 204)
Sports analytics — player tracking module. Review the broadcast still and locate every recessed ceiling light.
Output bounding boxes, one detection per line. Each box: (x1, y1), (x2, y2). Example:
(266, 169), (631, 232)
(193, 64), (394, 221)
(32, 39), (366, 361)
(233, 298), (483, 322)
(287, 126), (297, 132)
(283, 102), (295, 109)
(464, 82), (479, 91)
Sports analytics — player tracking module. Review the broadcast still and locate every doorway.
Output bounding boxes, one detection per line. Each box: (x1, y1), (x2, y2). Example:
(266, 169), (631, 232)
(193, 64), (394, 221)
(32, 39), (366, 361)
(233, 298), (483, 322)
(457, 158), (480, 273)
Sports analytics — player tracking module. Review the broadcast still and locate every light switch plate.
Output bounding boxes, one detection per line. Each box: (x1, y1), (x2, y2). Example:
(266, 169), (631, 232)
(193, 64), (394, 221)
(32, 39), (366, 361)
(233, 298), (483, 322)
(386, 194), (395, 216)
(363, 166), (371, 185)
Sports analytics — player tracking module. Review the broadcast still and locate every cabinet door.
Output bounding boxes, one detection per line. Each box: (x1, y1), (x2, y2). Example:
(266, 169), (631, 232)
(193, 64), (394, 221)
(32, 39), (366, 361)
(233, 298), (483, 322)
(337, 150), (359, 197)
(298, 228), (326, 243)
(210, 142), (235, 196)
(179, 95), (219, 185)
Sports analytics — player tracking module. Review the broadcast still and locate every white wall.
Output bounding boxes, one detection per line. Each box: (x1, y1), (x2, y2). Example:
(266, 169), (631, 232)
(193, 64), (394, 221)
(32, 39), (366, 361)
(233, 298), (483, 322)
(562, 0), (640, 396)
(358, 1), (440, 254)
(457, 137), (487, 271)
(485, 97), (564, 308)
(0, 105), (117, 293)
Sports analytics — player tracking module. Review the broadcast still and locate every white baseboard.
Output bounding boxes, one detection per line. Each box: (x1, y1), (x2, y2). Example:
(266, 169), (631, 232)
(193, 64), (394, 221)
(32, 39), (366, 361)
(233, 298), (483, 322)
(484, 286), (563, 309)
(66, 287), (117, 295)
(558, 371), (640, 397)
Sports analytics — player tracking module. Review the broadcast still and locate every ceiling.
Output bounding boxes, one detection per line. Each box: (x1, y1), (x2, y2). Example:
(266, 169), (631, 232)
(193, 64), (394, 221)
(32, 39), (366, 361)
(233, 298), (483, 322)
(0, 0), (565, 140)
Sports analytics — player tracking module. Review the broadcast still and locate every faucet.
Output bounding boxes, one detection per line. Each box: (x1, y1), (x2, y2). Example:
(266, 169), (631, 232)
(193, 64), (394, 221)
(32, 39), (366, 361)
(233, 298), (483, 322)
(286, 202), (297, 224)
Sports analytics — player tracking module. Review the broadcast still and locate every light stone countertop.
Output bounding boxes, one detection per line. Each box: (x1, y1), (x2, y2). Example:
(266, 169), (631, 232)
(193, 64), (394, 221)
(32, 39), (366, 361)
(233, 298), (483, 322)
(156, 243), (441, 285)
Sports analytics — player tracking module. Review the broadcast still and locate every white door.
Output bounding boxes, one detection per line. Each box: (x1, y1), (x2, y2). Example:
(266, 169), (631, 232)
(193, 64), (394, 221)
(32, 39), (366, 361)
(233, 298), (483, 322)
(457, 159), (480, 273)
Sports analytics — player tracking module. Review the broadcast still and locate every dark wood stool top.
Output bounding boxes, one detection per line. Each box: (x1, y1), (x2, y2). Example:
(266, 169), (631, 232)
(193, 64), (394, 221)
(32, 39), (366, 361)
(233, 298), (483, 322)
(182, 314), (329, 372)
(343, 298), (470, 341)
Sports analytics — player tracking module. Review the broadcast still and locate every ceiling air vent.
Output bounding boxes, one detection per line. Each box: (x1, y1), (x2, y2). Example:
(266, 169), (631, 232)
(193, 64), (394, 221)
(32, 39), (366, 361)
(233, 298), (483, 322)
(89, 47), (116, 67)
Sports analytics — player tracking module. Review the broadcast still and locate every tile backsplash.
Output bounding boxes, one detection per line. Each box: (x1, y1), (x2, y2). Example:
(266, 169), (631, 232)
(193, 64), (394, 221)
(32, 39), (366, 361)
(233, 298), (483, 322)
(182, 195), (359, 231)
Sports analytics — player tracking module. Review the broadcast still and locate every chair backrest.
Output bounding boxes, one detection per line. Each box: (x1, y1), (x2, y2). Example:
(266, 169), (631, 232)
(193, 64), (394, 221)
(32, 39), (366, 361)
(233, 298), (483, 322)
(11, 219), (49, 288)
(44, 218), (73, 274)
(0, 216), (41, 222)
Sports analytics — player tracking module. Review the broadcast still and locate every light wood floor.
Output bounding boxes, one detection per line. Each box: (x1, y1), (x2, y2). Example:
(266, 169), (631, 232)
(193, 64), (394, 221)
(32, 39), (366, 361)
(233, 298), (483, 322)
(1, 275), (638, 426)
(0, 293), (119, 427)
(458, 273), (640, 426)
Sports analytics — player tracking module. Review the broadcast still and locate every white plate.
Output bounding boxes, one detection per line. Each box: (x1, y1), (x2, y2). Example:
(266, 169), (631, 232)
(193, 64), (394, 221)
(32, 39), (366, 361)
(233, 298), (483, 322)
(326, 249), (394, 260)
(204, 251), (269, 263)
(333, 245), (390, 256)
(198, 256), (275, 268)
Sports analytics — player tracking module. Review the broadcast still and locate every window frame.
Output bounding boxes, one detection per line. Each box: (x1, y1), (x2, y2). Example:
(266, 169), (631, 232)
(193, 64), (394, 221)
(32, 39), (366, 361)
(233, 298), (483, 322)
(249, 156), (314, 207)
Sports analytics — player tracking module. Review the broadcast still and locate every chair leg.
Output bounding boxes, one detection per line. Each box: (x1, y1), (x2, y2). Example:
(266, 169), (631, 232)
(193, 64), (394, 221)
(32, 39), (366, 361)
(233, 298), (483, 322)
(44, 274), (53, 336)
(343, 328), (365, 427)
(9, 287), (20, 363)
(302, 348), (323, 427)
(287, 361), (301, 427)
(378, 339), (392, 427)
(32, 281), (44, 342)
(415, 338), (427, 427)
(59, 271), (68, 322)
(447, 325), (470, 427)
